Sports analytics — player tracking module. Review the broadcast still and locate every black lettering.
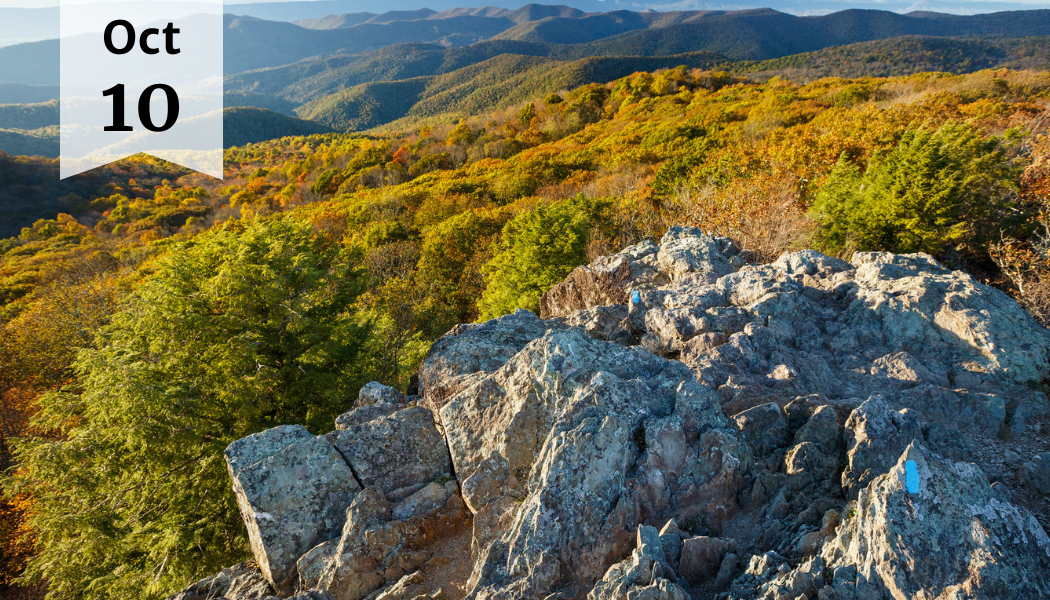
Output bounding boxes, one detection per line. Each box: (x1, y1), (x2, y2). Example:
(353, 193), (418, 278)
(138, 84), (180, 132)
(103, 84), (133, 131)
(103, 20), (135, 55)
(139, 28), (160, 55)
(163, 23), (180, 54)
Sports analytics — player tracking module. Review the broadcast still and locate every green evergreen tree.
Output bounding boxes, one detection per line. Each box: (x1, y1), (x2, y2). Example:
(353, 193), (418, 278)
(8, 218), (371, 600)
(811, 122), (1023, 257)
(477, 196), (606, 320)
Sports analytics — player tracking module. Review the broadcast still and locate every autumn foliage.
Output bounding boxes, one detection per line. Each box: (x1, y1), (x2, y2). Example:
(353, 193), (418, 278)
(3, 67), (1050, 598)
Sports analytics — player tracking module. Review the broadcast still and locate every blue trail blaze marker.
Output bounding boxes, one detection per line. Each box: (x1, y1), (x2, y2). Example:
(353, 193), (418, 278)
(905, 460), (920, 494)
(631, 290), (641, 304)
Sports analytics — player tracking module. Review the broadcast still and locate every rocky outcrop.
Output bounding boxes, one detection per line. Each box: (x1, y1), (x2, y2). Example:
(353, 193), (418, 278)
(819, 443), (1050, 599)
(226, 426), (362, 594)
(195, 227), (1050, 600)
(437, 325), (747, 599)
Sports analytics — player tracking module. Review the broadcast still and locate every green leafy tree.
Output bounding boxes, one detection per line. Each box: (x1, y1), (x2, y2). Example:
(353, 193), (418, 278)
(8, 218), (371, 600)
(417, 210), (504, 334)
(478, 196), (606, 320)
(519, 103), (537, 128)
(445, 120), (474, 146)
(811, 121), (1024, 256)
(309, 169), (345, 196)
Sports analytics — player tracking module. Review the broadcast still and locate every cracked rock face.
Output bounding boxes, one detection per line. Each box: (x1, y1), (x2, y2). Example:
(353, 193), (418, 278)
(327, 406), (452, 499)
(191, 227), (1050, 600)
(225, 426), (362, 594)
(417, 309), (566, 411)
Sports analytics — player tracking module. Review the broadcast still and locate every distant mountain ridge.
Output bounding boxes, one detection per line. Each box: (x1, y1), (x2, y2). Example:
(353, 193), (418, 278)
(293, 5), (587, 29)
(7, 3), (1050, 152)
(223, 12), (520, 73)
(9, 5), (1050, 87)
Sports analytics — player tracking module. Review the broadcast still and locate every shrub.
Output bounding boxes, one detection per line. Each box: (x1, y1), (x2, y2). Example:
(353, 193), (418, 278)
(477, 196), (606, 319)
(681, 173), (816, 262)
(810, 121), (1025, 258)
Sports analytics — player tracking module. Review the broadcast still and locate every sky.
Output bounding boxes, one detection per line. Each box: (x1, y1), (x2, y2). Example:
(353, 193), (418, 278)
(2, 0), (1050, 16)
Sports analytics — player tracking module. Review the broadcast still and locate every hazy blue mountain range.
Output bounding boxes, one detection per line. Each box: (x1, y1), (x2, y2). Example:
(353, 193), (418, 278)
(7, 5), (1050, 87)
(6, 3), (1050, 155)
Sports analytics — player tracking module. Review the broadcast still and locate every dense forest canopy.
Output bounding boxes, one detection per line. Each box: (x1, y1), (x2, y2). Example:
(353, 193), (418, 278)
(3, 66), (1050, 599)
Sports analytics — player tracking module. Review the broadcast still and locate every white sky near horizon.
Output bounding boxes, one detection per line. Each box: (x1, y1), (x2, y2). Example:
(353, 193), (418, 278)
(2, 0), (1050, 14)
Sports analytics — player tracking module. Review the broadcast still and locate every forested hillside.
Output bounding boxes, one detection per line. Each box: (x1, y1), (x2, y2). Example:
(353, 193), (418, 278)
(0, 127), (56, 159)
(5, 61), (1050, 600)
(739, 35), (1050, 78)
(294, 51), (724, 129)
(222, 107), (337, 147)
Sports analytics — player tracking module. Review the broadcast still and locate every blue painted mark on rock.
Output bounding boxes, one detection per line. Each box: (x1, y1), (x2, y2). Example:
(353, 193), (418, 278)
(905, 460), (920, 494)
(631, 290), (641, 304)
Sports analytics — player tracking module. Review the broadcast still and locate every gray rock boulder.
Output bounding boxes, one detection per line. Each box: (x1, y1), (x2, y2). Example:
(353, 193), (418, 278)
(442, 327), (692, 494)
(358, 382), (406, 407)
(1019, 451), (1050, 495)
(225, 426), (361, 594)
(447, 328), (741, 599)
(165, 562), (274, 600)
(418, 309), (565, 410)
(327, 406), (452, 498)
(657, 226), (739, 284)
(841, 396), (922, 497)
(822, 443), (1050, 599)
